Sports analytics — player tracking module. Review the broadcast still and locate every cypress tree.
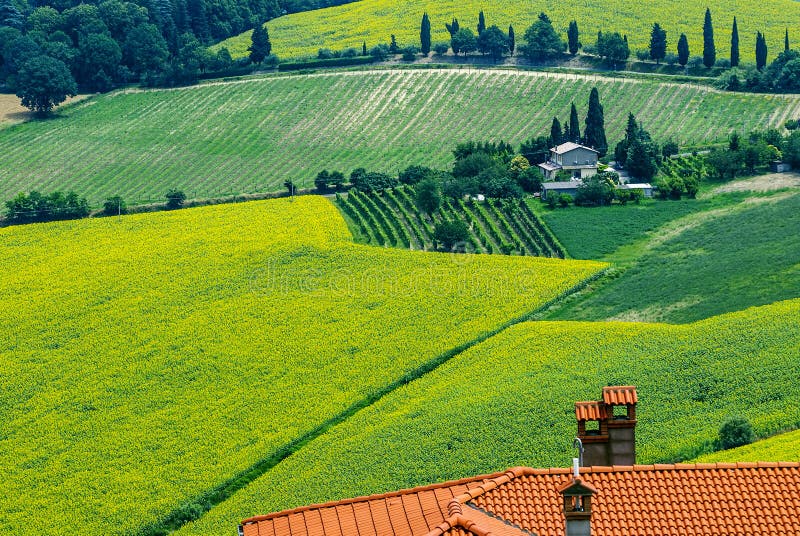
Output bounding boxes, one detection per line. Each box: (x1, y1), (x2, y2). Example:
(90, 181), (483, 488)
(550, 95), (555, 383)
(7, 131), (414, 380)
(756, 31), (768, 70)
(550, 117), (563, 146)
(445, 18), (459, 37)
(362, 41), (367, 56)
(248, 23), (270, 64)
(420, 13), (431, 55)
(730, 17), (739, 67)
(703, 8), (716, 68)
(649, 23), (667, 64)
(569, 102), (581, 142)
(677, 33), (689, 66)
(567, 20), (580, 55)
(477, 10), (485, 35)
(584, 87), (608, 156)
(786, 28), (790, 51)
(508, 25), (515, 56)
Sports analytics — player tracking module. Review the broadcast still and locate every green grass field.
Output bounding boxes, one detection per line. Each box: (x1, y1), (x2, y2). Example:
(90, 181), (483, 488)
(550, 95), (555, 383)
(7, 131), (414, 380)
(3, 69), (800, 205)
(216, 0), (800, 62)
(0, 196), (603, 535)
(176, 298), (800, 536)
(692, 429), (800, 462)
(547, 189), (800, 323)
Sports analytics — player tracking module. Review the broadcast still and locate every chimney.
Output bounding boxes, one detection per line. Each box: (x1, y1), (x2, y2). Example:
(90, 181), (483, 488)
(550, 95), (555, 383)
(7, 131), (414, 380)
(575, 386), (637, 466)
(557, 468), (598, 536)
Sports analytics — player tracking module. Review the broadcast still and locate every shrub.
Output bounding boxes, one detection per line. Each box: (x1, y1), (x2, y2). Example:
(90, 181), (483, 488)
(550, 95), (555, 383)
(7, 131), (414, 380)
(370, 44), (390, 61)
(664, 52), (678, 66)
(103, 196), (127, 216)
(635, 49), (649, 61)
(433, 42), (449, 55)
(558, 193), (572, 207)
(718, 415), (755, 450)
(341, 47), (359, 58)
(165, 189), (186, 209)
(401, 46), (419, 61)
(785, 119), (799, 130)
(317, 48), (337, 59)
(433, 219), (469, 251)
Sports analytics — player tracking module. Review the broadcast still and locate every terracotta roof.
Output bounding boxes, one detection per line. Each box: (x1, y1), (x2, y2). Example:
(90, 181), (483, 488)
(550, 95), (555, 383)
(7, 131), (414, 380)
(602, 386), (638, 405)
(241, 463), (800, 536)
(574, 401), (608, 421)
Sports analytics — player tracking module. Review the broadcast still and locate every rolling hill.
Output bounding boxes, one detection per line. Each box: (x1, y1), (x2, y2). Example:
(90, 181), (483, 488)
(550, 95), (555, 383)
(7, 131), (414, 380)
(175, 298), (800, 536)
(0, 196), (603, 535)
(2, 69), (800, 205)
(216, 0), (800, 62)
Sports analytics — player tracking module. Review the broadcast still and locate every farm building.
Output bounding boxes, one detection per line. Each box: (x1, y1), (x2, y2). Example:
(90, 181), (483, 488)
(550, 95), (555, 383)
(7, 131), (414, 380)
(239, 387), (800, 536)
(538, 142), (599, 180)
(618, 182), (654, 198)
(541, 181), (581, 201)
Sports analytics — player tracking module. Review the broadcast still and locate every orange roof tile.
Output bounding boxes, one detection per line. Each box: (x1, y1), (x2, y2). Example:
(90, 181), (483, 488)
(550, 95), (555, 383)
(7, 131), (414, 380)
(574, 401), (608, 421)
(602, 386), (637, 405)
(241, 463), (800, 536)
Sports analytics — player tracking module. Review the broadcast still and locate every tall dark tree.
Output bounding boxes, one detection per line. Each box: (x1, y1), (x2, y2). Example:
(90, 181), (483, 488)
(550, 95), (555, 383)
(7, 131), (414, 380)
(508, 24), (515, 55)
(15, 56), (77, 114)
(677, 33), (689, 66)
(248, 23), (271, 64)
(477, 10), (485, 35)
(420, 12), (431, 55)
(786, 28), (790, 51)
(756, 31), (768, 70)
(569, 102), (580, 142)
(362, 41), (367, 55)
(567, 20), (580, 55)
(730, 17), (739, 67)
(445, 17), (459, 37)
(550, 116), (563, 146)
(703, 7), (716, 68)
(584, 87), (608, 156)
(649, 22), (667, 64)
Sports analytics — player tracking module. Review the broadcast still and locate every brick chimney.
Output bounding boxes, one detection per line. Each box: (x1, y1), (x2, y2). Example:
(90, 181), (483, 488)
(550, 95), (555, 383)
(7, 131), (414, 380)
(557, 461), (598, 536)
(575, 386), (637, 467)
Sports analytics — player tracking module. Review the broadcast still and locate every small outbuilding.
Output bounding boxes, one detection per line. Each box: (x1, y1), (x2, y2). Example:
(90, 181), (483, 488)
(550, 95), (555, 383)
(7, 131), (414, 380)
(619, 183), (654, 198)
(541, 181), (581, 201)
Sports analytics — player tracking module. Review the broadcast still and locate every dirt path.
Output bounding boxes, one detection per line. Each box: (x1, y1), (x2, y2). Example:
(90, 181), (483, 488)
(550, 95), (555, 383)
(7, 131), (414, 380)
(0, 94), (90, 127)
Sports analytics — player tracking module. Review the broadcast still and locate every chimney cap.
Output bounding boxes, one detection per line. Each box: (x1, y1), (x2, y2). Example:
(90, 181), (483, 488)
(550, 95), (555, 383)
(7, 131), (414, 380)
(603, 386), (638, 405)
(557, 477), (598, 496)
(575, 401), (608, 421)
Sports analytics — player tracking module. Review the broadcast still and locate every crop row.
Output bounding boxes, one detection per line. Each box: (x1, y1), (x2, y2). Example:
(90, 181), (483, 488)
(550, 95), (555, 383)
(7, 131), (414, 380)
(336, 186), (566, 257)
(2, 70), (799, 203)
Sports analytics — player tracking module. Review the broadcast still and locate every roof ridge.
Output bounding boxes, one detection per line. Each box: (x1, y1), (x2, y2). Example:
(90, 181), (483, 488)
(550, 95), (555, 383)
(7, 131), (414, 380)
(241, 469), (515, 524)
(577, 461), (800, 473)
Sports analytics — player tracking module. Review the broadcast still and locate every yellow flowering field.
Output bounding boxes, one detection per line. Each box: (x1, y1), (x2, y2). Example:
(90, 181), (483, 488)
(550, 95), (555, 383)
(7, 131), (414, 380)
(218, 0), (800, 62)
(0, 196), (603, 535)
(692, 429), (800, 462)
(178, 298), (800, 535)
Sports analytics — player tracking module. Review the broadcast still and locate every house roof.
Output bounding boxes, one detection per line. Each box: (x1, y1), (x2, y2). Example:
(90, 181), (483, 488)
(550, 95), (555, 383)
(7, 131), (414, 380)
(240, 462), (800, 536)
(575, 401), (608, 421)
(620, 183), (653, 189)
(541, 181), (581, 190)
(537, 161), (561, 172)
(552, 142), (599, 155)
(602, 385), (638, 405)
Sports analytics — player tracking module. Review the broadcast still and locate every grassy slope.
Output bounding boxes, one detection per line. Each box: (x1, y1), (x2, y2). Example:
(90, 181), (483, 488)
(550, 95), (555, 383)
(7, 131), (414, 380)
(0, 196), (603, 535)
(693, 429), (800, 462)
(217, 0), (800, 62)
(545, 190), (800, 323)
(3, 70), (800, 204)
(177, 298), (800, 535)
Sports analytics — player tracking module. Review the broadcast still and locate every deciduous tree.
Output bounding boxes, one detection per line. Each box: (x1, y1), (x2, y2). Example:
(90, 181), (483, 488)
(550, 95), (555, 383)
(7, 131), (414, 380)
(477, 25), (508, 61)
(15, 56), (77, 115)
(248, 23), (271, 64)
(521, 12), (565, 61)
